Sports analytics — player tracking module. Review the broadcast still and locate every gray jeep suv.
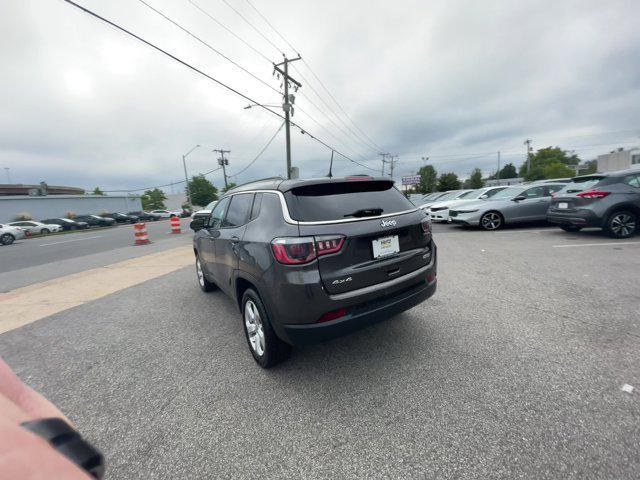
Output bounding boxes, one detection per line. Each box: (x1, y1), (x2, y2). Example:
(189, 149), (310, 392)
(191, 176), (438, 368)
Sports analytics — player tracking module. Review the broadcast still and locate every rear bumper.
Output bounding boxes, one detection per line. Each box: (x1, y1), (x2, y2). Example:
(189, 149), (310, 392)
(280, 277), (437, 346)
(547, 209), (602, 227)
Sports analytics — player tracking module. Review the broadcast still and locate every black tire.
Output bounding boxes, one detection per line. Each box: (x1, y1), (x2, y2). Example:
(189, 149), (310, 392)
(1, 233), (15, 245)
(195, 256), (217, 292)
(560, 225), (582, 233)
(480, 211), (504, 231)
(41, 228), (50, 235)
(241, 288), (291, 368)
(605, 210), (637, 239)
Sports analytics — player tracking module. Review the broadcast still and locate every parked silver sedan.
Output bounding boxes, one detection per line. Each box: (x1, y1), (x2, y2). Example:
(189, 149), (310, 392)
(449, 183), (565, 230)
(0, 223), (27, 245)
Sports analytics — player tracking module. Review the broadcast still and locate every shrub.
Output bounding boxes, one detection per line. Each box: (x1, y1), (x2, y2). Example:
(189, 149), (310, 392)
(65, 211), (77, 218)
(13, 212), (33, 221)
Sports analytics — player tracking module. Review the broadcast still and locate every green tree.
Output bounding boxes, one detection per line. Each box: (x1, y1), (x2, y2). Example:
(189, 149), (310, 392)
(188, 175), (218, 207)
(580, 159), (598, 175)
(542, 162), (575, 179)
(437, 172), (461, 191)
(495, 163), (518, 179)
(92, 187), (104, 195)
(520, 147), (580, 180)
(417, 165), (438, 193)
(141, 188), (167, 210)
(222, 182), (237, 194)
(466, 168), (484, 189)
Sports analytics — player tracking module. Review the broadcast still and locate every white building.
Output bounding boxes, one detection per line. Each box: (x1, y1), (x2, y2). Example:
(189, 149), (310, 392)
(597, 147), (640, 172)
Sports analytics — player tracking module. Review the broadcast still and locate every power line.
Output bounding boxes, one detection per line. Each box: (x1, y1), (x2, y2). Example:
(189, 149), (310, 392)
(102, 166), (222, 193)
(186, 0), (273, 64)
(230, 121), (285, 177)
(60, 0), (376, 176)
(243, 0), (383, 152)
(217, 0), (284, 55)
(183, 0), (378, 165)
(136, 0), (280, 96)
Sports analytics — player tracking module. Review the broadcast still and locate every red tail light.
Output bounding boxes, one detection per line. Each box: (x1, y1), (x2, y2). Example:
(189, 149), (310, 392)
(576, 190), (610, 199)
(271, 237), (316, 264)
(421, 217), (431, 235)
(271, 235), (346, 264)
(317, 308), (347, 323)
(316, 235), (345, 255)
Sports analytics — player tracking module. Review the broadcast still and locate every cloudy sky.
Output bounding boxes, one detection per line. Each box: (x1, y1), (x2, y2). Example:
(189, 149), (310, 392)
(1, 0), (640, 193)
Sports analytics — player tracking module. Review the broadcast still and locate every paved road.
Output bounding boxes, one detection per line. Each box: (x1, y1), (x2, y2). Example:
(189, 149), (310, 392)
(0, 217), (192, 274)
(1, 224), (639, 478)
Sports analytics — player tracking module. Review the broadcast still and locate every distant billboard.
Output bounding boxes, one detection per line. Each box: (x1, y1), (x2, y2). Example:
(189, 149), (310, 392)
(401, 175), (421, 186)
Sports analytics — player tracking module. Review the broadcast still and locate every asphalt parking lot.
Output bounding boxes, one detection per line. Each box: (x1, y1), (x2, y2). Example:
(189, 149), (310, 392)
(1, 223), (639, 479)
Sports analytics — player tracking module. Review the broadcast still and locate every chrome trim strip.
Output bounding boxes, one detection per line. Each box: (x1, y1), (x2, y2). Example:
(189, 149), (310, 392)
(219, 189), (419, 226)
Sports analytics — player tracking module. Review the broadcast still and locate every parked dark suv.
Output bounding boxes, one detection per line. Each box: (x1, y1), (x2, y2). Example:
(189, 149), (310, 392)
(190, 177), (438, 367)
(547, 169), (640, 237)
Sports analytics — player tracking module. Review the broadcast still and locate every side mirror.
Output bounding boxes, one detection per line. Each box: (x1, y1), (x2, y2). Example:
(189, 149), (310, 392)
(190, 218), (206, 232)
(512, 195), (526, 202)
(479, 194), (489, 199)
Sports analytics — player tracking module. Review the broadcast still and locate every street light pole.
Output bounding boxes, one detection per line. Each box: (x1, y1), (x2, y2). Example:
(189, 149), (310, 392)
(3, 167), (11, 183)
(182, 145), (200, 209)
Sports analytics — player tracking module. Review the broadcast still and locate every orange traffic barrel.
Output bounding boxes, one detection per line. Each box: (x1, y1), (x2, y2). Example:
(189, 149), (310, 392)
(134, 222), (150, 245)
(170, 216), (181, 234)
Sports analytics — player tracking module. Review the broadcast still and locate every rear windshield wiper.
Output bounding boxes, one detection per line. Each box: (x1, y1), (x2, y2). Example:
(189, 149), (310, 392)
(343, 208), (384, 218)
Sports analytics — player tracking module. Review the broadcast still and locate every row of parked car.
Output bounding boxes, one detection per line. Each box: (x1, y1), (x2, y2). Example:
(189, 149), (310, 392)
(417, 168), (640, 238)
(0, 209), (188, 245)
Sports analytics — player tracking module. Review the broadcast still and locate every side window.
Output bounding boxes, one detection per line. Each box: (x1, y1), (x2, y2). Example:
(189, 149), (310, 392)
(208, 197), (230, 229)
(624, 174), (640, 188)
(522, 186), (545, 198)
(222, 194), (254, 228)
(546, 185), (564, 195)
(250, 193), (263, 221)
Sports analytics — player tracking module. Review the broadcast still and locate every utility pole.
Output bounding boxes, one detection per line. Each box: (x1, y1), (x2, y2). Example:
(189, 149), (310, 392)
(496, 151), (501, 182)
(213, 148), (231, 189)
(182, 145), (200, 210)
(379, 153), (389, 175)
(388, 155), (398, 179)
(273, 55), (302, 179)
(524, 139), (532, 173)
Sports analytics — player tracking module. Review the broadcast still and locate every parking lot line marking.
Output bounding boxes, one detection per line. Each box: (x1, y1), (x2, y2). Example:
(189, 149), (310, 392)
(552, 241), (640, 248)
(39, 235), (103, 246)
(0, 245), (193, 334)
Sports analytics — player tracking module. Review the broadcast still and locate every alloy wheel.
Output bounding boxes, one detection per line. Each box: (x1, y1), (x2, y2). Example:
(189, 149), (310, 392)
(481, 212), (502, 230)
(244, 300), (265, 357)
(610, 213), (636, 237)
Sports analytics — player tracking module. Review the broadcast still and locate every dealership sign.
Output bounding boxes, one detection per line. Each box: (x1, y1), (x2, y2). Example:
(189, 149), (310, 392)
(401, 175), (421, 186)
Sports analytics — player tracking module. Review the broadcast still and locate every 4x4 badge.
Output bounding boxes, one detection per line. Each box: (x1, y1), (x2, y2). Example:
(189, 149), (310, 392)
(380, 219), (397, 227)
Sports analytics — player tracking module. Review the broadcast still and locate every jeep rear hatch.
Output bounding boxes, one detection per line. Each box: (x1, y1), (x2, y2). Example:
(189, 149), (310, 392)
(285, 180), (432, 294)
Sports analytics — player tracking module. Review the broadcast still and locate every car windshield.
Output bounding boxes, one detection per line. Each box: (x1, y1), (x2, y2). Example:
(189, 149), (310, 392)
(433, 191), (460, 201)
(490, 187), (527, 199)
(61, 218), (74, 223)
(458, 189), (481, 199)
